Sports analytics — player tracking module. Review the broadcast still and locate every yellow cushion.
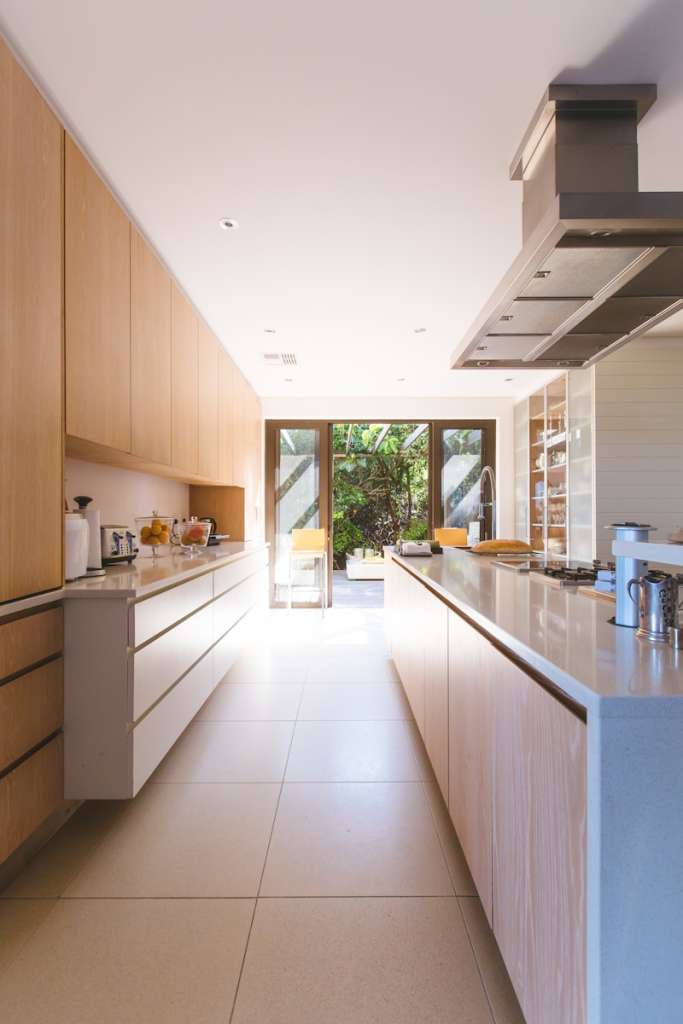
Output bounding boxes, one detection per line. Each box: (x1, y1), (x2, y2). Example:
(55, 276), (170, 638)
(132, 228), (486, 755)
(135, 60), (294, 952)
(434, 527), (468, 547)
(291, 528), (326, 552)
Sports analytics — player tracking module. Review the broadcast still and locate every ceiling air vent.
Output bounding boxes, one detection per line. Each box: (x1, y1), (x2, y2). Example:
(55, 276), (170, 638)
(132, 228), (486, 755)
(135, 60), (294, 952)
(263, 352), (298, 367)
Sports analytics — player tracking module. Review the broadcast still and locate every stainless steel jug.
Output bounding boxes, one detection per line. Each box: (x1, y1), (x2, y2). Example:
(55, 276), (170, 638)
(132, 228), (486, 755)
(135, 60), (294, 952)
(627, 571), (678, 642)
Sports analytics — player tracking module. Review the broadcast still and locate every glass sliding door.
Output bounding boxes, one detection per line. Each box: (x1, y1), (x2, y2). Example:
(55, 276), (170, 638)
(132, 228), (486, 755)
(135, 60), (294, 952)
(265, 422), (330, 607)
(432, 421), (496, 541)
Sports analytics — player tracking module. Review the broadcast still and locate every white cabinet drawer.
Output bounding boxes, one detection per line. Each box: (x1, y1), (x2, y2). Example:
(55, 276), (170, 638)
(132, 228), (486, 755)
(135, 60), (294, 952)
(213, 607), (257, 685)
(213, 549), (269, 599)
(132, 603), (213, 720)
(132, 573), (213, 648)
(132, 652), (214, 794)
(213, 576), (253, 643)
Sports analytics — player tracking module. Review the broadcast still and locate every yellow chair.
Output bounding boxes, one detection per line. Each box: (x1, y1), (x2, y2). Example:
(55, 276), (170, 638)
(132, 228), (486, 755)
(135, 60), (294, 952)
(434, 527), (468, 547)
(289, 528), (328, 612)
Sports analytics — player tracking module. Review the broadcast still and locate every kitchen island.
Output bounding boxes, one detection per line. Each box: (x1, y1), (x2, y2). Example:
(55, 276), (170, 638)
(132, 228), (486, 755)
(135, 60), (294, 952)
(64, 541), (269, 800)
(386, 548), (683, 1024)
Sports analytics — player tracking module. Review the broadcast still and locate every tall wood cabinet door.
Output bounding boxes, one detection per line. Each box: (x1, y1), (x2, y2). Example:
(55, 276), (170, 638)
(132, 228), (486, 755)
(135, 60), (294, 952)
(493, 656), (586, 1024)
(448, 611), (493, 921)
(218, 349), (235, 483)
(197, 324), (219, 480)
(131, 228), (171, 464)
(424, 600), (449, 804)
(171, 283), (198, 475)
(0, 40), (63, 602)
(65, 134), (131, 451)
(232, 371), (247, 486)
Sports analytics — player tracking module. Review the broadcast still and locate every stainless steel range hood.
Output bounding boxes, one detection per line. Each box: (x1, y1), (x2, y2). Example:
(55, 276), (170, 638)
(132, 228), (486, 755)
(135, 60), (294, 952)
(451, 84), (683, 370)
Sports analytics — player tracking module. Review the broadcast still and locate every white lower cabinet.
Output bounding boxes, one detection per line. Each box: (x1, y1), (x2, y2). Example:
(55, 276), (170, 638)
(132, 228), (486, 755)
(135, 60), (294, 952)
(65, 547), (269, 799)
(133, 651), (214, 792)
(386, 554), (587, 1024)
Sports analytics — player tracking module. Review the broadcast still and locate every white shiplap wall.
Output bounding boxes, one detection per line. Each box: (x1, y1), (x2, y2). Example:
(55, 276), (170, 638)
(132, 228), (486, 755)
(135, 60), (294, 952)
(594, 338), (683, 562)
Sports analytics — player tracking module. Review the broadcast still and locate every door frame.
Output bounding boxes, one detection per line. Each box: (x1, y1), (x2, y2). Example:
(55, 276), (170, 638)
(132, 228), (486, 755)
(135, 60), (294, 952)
(265, 420), (331, 609)
(430, 420), (497, 540)
(265, 418), (496, 607)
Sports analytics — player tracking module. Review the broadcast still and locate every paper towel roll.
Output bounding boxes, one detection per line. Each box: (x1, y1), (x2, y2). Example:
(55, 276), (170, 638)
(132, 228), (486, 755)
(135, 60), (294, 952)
(85, 507), (102, 569)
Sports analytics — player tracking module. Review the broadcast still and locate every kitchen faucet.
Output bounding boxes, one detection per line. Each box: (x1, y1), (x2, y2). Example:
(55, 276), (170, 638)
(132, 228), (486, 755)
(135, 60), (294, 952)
(478, 465), (496, 540)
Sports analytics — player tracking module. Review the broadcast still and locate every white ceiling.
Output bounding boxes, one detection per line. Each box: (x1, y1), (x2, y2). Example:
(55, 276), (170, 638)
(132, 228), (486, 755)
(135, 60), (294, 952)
(2, 0), (683, 400)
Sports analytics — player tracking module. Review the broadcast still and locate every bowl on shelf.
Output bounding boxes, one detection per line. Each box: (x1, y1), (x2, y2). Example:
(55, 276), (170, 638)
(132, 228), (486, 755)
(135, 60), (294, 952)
(135, 513), (174, 558)
(177, 517), (212, 555)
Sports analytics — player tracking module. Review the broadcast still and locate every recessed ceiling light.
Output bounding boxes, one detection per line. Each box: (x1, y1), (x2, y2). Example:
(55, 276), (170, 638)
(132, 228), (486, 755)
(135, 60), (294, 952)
(396, 377), (406, 382)
(284, 377), (293, 382)
(263, 328), (277, 334)
(504, 377), (514, 382)
(413, 327), (427, 334)
(219, 217), (239, 230)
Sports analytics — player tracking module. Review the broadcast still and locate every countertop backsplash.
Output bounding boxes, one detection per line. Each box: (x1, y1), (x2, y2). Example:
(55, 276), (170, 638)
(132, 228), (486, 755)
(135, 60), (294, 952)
(64, 457), (189, 533)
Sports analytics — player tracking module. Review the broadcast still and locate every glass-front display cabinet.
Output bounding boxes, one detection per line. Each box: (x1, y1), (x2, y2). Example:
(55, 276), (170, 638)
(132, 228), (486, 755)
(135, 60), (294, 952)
(528, 375), (568, 556)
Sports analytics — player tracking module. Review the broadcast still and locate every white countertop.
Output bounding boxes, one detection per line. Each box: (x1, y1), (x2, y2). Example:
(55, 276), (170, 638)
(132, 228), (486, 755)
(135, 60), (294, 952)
(0, 542), (268, 619)
(392, 549), (683, 717)
(64, 541), (268, 600)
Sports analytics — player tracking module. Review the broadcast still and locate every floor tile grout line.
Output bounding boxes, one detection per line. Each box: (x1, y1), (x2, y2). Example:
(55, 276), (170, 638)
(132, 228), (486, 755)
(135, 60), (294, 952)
(228, 685), (304, 1024)
(456, 895), (498, 1024)
(1, 893), (464, 901)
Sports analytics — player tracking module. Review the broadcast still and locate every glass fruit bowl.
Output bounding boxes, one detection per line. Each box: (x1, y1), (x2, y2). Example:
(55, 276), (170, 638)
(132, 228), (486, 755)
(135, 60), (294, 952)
(177, 517), (211, 555)
(135, 513), (174, 559)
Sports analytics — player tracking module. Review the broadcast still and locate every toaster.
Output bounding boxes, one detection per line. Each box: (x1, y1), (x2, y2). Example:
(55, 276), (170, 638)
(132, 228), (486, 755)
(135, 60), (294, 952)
(100, 525), (138, 565)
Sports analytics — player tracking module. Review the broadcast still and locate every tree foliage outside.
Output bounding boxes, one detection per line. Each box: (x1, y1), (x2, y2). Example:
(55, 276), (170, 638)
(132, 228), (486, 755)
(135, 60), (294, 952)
(332, 423), (429, 568)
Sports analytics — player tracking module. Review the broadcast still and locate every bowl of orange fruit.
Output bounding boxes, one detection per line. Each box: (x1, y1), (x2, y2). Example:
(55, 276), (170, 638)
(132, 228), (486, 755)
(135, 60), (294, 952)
(135, 513), (174, 558)
(178, 517), (211, 554)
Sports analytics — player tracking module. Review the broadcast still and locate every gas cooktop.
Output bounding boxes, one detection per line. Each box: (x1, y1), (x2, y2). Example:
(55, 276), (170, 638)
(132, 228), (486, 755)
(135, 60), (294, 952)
(494, 558), (614, 586)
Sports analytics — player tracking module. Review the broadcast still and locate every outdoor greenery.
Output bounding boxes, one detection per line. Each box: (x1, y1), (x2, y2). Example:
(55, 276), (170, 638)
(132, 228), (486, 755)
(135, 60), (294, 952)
(332, 423), (429, 568)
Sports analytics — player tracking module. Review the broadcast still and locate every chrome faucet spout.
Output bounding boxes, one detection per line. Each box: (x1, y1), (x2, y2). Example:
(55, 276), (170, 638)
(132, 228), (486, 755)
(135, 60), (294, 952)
(478, 465), (497, 541)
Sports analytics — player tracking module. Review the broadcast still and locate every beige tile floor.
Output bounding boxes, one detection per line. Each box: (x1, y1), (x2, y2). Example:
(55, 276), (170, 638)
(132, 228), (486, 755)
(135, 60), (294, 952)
(0, 606), (524, 1024)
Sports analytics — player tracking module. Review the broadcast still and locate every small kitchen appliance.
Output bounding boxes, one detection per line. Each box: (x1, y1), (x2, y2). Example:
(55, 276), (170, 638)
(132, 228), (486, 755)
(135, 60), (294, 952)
(627, 570), (679, 643)
(100, 525), (138, 565)
(607, 523), (656, 628)
(64, 513), (89, 581)
(397, 540), (432, 557)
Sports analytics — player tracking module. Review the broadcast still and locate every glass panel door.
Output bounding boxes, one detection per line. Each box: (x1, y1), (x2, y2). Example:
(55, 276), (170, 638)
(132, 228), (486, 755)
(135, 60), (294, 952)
(267, 424), (330, 606)
(433, 422), (495, 542)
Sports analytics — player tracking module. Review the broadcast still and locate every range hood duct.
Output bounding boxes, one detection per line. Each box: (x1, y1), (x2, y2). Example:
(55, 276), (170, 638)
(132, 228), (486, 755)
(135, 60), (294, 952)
(451, 84), (683, 370)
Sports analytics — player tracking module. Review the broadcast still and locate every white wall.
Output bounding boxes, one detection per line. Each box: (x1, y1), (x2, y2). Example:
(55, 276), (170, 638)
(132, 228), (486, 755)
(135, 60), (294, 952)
(261, 396), (516, 537)
(594, 338), (683, 561)
(64, 458), (189, 533)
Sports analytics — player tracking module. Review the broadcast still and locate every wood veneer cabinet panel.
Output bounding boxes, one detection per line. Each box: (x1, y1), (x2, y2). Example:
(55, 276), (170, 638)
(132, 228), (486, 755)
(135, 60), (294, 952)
(218, 348), (235, 483)
(171, 283), (199, 475)
(0, 734), (63, 864)
(493, 655), (586, 1024)
(65, 134), (131, 451)
(0, 40), (63, 602)
(197, 324), (219, 480)
(0, 607), (63, 682)
(423, 600), (449, 804)
(448, 611), (493, 921)
(131, 228), (172, 464)
(0, 659), (63, 772)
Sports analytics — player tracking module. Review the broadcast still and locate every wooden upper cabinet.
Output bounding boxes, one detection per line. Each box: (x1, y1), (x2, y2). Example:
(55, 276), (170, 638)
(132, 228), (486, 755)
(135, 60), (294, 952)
(197, 323), (219, 480)
(0, 40), (63, 602)
(493, 656), (586, 1024)
(231, 371), (246, 487)
(171, 283), (198, 475)
(131, 228), (171, 464)
(65, 134), (131, 451)
(448, 610), (493, 922)
(218, 348), (235, 483)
